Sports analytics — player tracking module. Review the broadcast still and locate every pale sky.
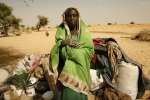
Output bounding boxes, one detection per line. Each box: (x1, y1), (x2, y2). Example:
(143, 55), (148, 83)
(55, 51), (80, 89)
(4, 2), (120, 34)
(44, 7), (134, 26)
(1, 0), (150, 26)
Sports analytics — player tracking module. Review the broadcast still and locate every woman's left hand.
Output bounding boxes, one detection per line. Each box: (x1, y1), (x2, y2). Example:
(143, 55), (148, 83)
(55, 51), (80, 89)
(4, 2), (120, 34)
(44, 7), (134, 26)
(69, 39), (80, 47)
(62, 39), (80, 48)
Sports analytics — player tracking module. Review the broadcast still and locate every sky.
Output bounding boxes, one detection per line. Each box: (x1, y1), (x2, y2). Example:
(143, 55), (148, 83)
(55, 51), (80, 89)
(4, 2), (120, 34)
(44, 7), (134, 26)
(1, 0), (150, 26)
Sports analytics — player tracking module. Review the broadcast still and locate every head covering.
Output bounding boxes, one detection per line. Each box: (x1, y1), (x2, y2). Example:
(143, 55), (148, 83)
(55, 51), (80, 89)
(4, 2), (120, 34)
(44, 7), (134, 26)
(62, 7), (80, 35)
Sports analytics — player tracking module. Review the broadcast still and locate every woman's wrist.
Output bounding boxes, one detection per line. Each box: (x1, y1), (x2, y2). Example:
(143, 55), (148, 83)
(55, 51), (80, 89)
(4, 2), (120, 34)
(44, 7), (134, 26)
(61, 40), (67, 47)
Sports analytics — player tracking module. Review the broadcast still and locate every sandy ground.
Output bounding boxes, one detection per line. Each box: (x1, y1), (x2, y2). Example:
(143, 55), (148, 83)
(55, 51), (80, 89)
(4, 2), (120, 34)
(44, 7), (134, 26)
(0, 24), (150, 76)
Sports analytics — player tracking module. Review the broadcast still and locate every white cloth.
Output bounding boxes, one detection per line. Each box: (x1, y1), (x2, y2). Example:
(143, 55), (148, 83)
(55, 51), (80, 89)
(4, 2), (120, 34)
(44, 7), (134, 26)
(0, 68), (9, 85)
(90, 69), (103, 91)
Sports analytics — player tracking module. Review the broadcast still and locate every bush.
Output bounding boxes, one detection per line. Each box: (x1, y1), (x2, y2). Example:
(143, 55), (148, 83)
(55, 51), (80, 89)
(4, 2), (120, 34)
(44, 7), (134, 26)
(107, 23), (112, 25)
(132, 30), (150, 41)
(130, 21), (135, 24)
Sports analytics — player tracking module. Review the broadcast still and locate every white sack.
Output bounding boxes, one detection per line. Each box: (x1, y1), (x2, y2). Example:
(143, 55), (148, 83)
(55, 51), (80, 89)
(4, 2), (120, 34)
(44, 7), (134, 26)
(117, 61), (139, 100)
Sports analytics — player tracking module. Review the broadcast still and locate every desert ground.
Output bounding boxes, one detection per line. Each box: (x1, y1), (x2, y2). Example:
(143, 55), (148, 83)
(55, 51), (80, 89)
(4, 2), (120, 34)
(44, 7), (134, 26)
(0, 24), (150, 99)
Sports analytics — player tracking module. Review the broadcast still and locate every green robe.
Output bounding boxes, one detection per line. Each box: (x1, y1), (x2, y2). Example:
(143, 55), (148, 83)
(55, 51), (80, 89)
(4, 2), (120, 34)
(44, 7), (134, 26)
(50, 20), (94, 99)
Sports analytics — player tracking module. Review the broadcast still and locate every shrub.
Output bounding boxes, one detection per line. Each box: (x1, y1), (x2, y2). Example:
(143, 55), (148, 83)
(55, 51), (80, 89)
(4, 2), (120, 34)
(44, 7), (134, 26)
(130, 21), (135, 24)
(132, 30), (150, 41)
(107, 23), (112, 25)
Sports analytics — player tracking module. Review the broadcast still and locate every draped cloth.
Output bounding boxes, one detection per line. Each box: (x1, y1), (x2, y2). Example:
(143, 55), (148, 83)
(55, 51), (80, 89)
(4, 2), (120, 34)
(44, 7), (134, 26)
(50, 20), (94, 95)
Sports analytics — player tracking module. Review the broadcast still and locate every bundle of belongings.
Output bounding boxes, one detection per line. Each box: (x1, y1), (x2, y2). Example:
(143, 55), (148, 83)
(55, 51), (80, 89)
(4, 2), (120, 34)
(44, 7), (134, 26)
(0, 54), (54, 100)
(90, 38), (145, 100)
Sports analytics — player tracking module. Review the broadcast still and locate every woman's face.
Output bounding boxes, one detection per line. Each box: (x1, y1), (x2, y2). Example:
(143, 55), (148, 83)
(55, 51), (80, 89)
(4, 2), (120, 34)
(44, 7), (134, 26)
(65, 9), (79, 27)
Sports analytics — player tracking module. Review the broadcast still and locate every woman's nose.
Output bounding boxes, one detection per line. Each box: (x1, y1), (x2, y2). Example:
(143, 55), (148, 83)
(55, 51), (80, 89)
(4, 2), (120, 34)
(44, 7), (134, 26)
(70, 15), (74, 19)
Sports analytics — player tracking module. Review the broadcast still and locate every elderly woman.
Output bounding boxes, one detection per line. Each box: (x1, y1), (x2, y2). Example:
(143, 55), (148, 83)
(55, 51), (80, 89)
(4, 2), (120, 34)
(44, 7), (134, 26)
(50, 7), (94, 100)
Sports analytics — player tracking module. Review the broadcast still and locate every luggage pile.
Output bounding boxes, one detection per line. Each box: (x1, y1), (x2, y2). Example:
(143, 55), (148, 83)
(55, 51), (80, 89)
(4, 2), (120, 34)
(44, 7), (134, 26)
(90, 38), (145, 100)
(0, 54), (54, 100)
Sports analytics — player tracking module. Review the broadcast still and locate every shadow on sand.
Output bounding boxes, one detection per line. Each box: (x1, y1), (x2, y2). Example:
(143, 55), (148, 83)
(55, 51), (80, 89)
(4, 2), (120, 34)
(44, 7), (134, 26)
(0, 47), (24, 67)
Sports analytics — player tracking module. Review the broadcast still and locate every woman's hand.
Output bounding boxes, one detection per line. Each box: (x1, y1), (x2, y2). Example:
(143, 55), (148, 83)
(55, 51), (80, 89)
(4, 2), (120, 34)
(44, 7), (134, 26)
(61, 39), (80, 47)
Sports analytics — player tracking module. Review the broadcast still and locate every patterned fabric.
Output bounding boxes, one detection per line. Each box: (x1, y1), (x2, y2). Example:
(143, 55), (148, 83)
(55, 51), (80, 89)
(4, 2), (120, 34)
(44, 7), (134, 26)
(107, 41), (122, 82)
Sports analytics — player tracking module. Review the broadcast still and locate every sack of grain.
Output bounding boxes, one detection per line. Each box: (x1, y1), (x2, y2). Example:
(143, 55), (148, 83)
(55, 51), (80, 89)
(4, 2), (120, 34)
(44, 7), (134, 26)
(117, 61), (139, 100)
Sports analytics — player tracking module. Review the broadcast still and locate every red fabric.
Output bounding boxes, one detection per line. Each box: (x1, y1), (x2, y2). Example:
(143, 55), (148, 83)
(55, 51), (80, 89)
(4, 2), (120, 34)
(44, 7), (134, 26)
(93, 38), (105, 47)
(91, 38), (105, 64)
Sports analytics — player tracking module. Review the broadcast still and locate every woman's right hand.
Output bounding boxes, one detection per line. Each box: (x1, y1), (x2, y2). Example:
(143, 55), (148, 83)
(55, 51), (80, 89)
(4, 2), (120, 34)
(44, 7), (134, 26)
(62, 39), (80, 47)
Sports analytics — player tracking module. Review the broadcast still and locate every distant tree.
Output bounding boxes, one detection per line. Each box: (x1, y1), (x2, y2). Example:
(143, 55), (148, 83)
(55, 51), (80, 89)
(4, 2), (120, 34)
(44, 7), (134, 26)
(130, 21), (135, 24)
(107, 22), (112, 25)
(114, 22), (117, 25)
(31, 26), (36, 30)
(36, 15), (48, 31)
(20, 25), (25, 28)
(87, 24), (91, 27)
(6, 15), (21, 29)
(26, 26), (30, 31)
(0, 3), (21, 36)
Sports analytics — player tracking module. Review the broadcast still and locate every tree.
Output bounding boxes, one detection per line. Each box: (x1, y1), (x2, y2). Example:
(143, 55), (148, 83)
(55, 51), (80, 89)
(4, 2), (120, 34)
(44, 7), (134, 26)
(130, 21), (135, 24)
(0, 3), (21, 36)
(107, 22), (112, 25)
(36, 15), (48, 31)
(6, 15), (21, 29)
